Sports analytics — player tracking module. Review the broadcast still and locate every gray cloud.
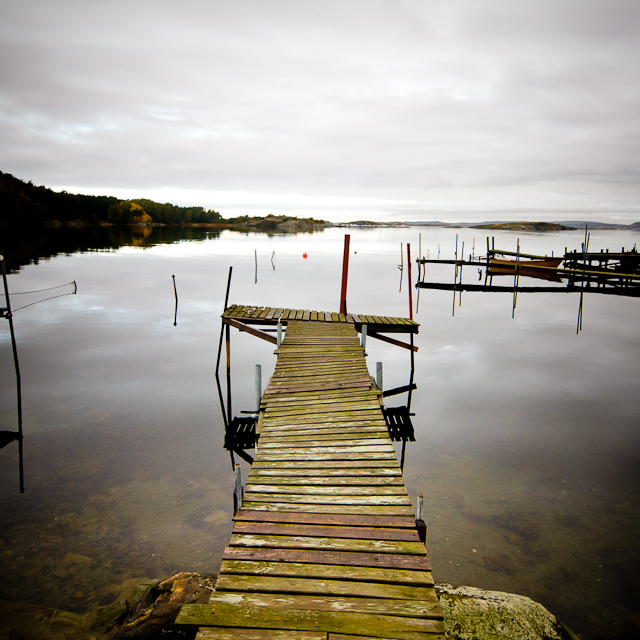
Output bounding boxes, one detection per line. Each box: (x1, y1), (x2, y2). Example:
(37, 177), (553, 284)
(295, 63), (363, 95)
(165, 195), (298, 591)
(1, 0), (639, 222)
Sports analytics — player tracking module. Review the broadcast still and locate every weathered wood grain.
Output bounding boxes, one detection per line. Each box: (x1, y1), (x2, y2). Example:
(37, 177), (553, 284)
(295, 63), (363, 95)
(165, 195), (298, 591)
(219, 560), (435, 587)
(209, 592), (443, 619)
(231, 521), (420, 542)
(239, 502), (415, 515)
(222, 547), (432, 571)
(243, 493), (412, 506)
(232, 511), (416, 528)
(177, 602), (444, 639)
(229, 533), (426, 555)
(243, 484), (408, 496)
(215, 574), (437, 601)
(245, 475), (404, 486)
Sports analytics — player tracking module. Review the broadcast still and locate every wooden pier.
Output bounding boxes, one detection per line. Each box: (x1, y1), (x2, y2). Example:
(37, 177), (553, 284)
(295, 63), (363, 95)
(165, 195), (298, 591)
(177, 320), (444, 639)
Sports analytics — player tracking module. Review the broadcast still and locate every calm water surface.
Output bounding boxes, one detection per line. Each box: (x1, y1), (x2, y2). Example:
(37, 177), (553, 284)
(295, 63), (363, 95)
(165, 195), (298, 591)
(1, 227), (639, 639)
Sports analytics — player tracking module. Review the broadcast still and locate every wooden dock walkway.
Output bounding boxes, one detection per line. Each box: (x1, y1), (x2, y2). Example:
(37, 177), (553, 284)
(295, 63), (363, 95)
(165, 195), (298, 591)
(177, 321), (443, 639)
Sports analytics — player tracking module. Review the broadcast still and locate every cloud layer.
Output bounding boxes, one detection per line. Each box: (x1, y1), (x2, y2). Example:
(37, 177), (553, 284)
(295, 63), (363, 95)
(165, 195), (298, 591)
(1, 0), (639, 222)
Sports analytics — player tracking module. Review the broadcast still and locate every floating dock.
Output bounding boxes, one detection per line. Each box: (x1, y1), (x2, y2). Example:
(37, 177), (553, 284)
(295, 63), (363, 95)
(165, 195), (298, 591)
(177, 319), (444, 639)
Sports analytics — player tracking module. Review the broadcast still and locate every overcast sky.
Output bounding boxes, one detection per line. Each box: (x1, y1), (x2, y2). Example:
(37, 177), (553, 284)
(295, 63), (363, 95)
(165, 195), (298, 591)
(1, 0), (639, 223)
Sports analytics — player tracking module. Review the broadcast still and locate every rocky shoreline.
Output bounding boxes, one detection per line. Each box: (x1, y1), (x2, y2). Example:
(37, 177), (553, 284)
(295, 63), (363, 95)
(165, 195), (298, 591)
(1, 574), (581, 640)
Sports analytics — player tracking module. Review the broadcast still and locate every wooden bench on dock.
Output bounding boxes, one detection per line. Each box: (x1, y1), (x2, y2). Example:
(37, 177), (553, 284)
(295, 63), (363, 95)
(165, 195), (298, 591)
(177, 321), (443, 639)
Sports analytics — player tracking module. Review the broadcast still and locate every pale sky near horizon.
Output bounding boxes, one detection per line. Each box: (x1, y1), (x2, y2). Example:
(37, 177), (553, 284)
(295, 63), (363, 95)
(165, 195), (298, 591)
(1, 0), (639, 223)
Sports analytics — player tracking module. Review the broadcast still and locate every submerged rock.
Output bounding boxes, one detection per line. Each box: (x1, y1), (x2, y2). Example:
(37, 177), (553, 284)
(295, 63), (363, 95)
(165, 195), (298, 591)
(436, 584), (581, 640)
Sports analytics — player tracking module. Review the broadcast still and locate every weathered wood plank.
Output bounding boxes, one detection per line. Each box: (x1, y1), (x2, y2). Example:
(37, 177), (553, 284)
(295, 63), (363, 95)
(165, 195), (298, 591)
(247, 467), (402, 477)
(229, 533), (426, 555)
(239, 502), (415, 516)
(243, 484), (408, 496)
(209, 592), (443, 619)
(245, 475), (404, 486)
(250, 459), (400, 469)
(222, 547), (432, 571)
(219, 560), (435, 587)
(258, 431), (390, 443)
(177, 603), (444, 639)
(243, 493), (412, 506)
(233, 511), (416, 528)
(197, 630), (325, 640)
(216, 573), (438, 604)
(231, 521), (420, 542)
(257, 438), (392, 449)
(254, 454), (398, 464)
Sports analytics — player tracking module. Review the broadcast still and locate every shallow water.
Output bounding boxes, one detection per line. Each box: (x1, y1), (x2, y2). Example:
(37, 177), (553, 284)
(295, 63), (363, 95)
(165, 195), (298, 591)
(1, 226), (639, 638)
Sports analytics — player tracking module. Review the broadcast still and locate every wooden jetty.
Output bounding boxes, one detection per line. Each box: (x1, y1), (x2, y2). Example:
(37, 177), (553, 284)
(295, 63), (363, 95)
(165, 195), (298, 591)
(177, 319), (444, 639)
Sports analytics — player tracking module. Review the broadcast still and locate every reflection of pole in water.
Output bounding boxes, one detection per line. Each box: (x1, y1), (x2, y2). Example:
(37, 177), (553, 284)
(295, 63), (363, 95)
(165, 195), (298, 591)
(172, 274), (178, 326)
(512, 238), (520, 319)
(1, 253), (24, 493)
(577, 225), (590, 334)
(255, 250), (258, 284)
(271, 251), (275, 271)
(398, 243), (403, 292)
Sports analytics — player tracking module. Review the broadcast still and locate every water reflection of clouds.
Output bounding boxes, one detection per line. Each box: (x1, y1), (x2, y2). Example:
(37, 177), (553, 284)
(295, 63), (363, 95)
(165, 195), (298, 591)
(1, 227), (639, 638)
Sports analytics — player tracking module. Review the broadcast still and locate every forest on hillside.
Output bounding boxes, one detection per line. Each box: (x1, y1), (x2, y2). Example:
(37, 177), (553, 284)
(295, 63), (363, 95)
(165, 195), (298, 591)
(0, 171), (222, 227)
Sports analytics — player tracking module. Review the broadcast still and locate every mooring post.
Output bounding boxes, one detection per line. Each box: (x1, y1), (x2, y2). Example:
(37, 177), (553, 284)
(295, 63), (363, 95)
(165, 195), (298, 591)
(255, 364), (262, 411)
(277, 319), (283, 348)
(416, 493), (427, 544)
(376, 362), (383, 392)
(360, 323), (367, 349)
(1, 253), (24, 493)
(233, 463), (243, 514)
(339, 234), (351, 314)
(172, 274), (178, 326)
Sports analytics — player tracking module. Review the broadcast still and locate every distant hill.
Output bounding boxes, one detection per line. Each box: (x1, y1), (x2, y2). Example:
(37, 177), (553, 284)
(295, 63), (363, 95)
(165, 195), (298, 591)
(0, 171), (222, 227)
(471, 222), (576, 231)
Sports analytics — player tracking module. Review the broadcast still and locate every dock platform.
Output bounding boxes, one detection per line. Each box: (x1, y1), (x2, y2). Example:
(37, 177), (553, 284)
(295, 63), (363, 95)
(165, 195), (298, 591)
(223, 304), (420, 333)
(177, 321), (443, 639)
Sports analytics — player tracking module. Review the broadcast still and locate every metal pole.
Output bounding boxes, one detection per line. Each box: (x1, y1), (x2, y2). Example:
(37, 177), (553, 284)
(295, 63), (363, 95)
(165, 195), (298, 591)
(255, 364), (262, 412)
(277, 319), (282, 348)
(339, 234), (351, 314)
(376, 362), (383, 393)
(360, 323), (367, 350)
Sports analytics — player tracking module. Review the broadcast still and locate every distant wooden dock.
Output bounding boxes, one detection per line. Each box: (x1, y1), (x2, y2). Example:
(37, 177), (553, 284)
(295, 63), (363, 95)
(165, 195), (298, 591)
(177, 320), (444, 639)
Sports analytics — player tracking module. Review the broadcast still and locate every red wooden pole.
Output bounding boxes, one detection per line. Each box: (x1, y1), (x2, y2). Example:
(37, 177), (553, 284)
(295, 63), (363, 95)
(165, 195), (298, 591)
(340, 234), (351, 314)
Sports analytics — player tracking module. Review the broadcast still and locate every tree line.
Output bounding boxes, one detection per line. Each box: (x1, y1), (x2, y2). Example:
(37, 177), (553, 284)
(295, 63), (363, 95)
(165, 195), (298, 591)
(0, 171), (222, 227)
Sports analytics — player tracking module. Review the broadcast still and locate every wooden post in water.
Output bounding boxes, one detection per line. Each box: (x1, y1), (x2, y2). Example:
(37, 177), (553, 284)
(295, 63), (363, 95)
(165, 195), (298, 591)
(233, 463), (243, 514)
(376, 362), (383, 393)
(172, 275), (178, 326)
(339, 234), (351, 314)
(1, 253), (24, 493)
(255, 364), (262, 411)
(407, 244), (415, 368)
(416, 493), (427, 544)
